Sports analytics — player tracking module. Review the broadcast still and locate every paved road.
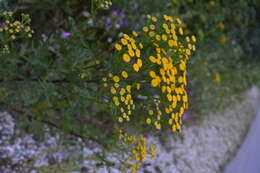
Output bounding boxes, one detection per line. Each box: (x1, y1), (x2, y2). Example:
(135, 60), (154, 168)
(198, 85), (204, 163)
(224, 109), (260, 173)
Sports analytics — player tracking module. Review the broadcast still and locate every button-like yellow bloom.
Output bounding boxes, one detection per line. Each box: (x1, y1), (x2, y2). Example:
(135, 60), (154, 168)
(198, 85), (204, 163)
(120, 88), (126, 95)
(178, 28), (184, 35)
(122, 53), (131, 62)
(149, 71), (156, 78)
(191, 35), (196, 42)
(151, 78), (159, 87)
(146, 118), (152, 124)
(132, 31), (138, 37)
(121, 38), (128, 45)
(148, 31), (155, 37)
(113, 75), (120, 82)
(128, 49), (135, 57)
(151, 17), (157, 22)
(162, 34), (168, 41)
(168, 40), (177, 47)
(110, 87), (116, 94)
(149, 24), (155, 30)
(137, 59), (142, 68)
(149, 56), (157, 63)
(115, 43), (122, 51)
(126, 85), (131, 92)
(135, 49), (140, 57)
(121, 71), (128, 78)
(143, 26), (149, 32)
(133, 63), (140, 72)
(176, 18), (182, 24)
(136, 83), (141, 90)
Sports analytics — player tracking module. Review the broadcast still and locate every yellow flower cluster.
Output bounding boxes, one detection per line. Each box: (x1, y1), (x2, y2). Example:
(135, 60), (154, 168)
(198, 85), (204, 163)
(109, 14), (196, 132)
(114, 33), (143, 72)
(104, 14), (196, 172)
(0, 12), (34, 40)
(100, 0), (112, 9)
(0, 11), (34, 53)
(119, 130), (156, 173)
(103, 72), (137, 123)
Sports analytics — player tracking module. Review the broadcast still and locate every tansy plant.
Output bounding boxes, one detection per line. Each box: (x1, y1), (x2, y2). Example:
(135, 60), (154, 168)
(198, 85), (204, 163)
(0, 11), (34, 53)
(103, 14), (196, 172)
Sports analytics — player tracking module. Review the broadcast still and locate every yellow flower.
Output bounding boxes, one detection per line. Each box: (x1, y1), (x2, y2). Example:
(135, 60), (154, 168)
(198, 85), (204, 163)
(192, 45), (196, 51)
(172, 34), (178, 40)
(148, 31), (155, 37)
(122, 53), (131, 62)
(108, 73), (113, 78)
(178, 27), (184, 35)
(149, 24), (155, 30)
(168, 40), (177, 47)
(121, 96), (125, 102)
(149, 71), (156, 78)
(143, 26), (149, 32)
(151, 78), (159, 87)
(121, 38), (128, 45)
(110, 87), (117, 94)
(137, 59), (142, 68)
(191, 35), (196, 42)
(121, 71), (128, 78)
(131, 42), (137, 50)
(115, 43), (122, 51)
(155, 122), (161, 130)
(113, 75), (120, 82)
(148, 110), (154, 115)
(151, 17), (157, 22)
(133, 63), (140, 72)
(135, 49), (141, 57)
(136, 83), (141, 90)
(185, 36), (190, 42)
(149, 56), (157, 63)
(170, 23), (176, 29)
(114, 83), (120, 88)
(11, 35), (16, 40)
(132, 31), (138, 37)
(182, 95), (188, 102)
(139, 43), (143, 49)
(126, 85), (131, 92)
(146, 118), (152, 124)
(162, 23), (168, 29)
(167, 94), (173, 101)
(162, 34), (168, 41)
(185, 49), (191, 55)
(176, 18), (182, 24)
(128, 49), (135, 57)
(123, 34), (130, 40)
(172, 125), (177, 132)
(118, 117), (123, 122)
(214, 72), (221, 83)
(155, 35), (161, 41)
(120, 88), (126, 95)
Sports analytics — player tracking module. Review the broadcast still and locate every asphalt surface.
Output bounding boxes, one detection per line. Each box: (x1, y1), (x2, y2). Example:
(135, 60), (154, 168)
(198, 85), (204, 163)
(224, 108), (260, 173)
